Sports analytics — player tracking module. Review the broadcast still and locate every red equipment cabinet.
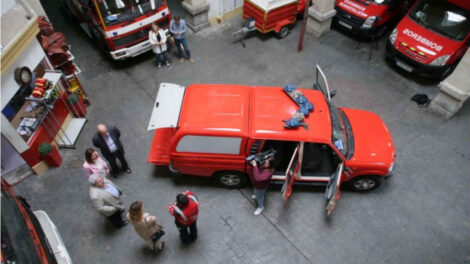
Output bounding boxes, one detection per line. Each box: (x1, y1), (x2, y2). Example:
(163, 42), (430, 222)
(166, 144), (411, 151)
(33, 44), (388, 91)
(386, 0), (470, 80)
(147, 66), (396, 217)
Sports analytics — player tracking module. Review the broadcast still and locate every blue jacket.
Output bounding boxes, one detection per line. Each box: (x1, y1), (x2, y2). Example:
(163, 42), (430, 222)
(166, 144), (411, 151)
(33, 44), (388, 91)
(170, 19), (187, 40)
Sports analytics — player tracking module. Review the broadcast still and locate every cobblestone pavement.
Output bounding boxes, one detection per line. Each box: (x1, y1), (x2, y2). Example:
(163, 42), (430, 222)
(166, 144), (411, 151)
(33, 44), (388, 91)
(14, 1), (470, 263)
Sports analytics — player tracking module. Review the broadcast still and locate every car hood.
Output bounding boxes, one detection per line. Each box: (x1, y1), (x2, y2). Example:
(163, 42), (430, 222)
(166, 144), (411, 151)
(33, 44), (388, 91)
(395, 16), (462, 64)
(342, 108), (395, 165)
(337, 0), (389, 19)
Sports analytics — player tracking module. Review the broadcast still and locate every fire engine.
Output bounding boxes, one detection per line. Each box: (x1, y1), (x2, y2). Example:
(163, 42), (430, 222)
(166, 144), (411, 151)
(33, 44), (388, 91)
(62, 0), (171, 60)
(333, 0), (416, 38)
(386, 0), (470, 80)
(1, 179), (72, 263)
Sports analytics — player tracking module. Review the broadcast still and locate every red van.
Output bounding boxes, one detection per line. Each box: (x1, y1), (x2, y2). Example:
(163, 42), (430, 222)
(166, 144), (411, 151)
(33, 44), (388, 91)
(386, 0), (470, 80)
(333, 0), (412, 38)
(148, 66), (395, 216)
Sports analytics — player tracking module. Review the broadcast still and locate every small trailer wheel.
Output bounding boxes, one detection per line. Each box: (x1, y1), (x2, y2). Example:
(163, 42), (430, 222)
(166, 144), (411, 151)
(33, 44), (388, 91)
(278, 26), (290, 39)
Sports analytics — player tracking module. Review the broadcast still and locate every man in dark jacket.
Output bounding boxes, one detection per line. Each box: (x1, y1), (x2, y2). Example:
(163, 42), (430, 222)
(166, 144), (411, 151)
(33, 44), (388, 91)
(92, 124), (131, 177)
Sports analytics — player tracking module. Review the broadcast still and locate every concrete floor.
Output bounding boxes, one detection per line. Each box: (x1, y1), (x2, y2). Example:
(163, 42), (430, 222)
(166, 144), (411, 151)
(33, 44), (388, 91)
(14, 0), (470, 263)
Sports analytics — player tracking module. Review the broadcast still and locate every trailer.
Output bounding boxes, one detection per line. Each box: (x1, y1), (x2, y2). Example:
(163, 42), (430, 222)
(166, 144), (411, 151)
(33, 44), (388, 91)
(233, 0), (307, 46)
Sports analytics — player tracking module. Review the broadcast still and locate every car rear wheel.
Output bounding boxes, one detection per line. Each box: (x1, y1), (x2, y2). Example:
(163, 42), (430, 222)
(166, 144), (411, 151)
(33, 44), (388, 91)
(278, 26), (290, 39)
(347, 176), (381, 192)
(213, 171), (246, 189)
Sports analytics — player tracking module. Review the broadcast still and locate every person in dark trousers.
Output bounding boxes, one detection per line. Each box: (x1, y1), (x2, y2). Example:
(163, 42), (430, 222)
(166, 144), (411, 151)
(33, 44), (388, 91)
(168, 191), (199, 243)
(169, 16), (195, 64)
(89, 174), (128, 228)
(92, 124), (131, 177)
(250, 159), (274, 216)
(149, 23), (170, 68)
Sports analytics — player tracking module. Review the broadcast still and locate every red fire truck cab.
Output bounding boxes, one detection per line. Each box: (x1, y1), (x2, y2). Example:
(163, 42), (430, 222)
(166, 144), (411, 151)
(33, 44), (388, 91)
(1, 180), (72, 264)
(63, 0), (171, 60)
(333, 0), (415, 38)
(386, 0), (470, 80)
(147, 66), (395, 216)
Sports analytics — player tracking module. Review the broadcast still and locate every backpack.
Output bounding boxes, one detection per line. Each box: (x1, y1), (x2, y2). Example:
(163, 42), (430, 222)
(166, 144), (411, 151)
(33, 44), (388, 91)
(411, 94), (431, 108)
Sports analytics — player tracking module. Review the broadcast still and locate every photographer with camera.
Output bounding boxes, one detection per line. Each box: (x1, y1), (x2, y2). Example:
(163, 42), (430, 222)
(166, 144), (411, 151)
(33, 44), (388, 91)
(250, 157), (275, 216)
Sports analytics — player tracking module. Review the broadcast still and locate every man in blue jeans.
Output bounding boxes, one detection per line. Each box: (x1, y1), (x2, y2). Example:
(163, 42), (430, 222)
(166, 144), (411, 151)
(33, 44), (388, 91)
(170, 16), (195, 64)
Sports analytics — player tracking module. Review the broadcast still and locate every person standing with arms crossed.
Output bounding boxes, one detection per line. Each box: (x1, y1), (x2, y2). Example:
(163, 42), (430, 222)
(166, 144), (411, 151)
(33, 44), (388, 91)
(168, 191), (199, 243)
(169, 16), (195, 64)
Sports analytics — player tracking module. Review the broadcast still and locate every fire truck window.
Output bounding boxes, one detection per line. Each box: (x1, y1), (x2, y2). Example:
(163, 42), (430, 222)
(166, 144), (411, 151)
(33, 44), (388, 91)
(176, 135), (242, 154)
(1, 192), (41, 263)
(301, 143), (336, 176)
(261, 140), (298, 174)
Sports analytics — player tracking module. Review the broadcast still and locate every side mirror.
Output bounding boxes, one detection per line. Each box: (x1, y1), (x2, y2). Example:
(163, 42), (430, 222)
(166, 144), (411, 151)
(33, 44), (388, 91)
(330, 90), (337, 99)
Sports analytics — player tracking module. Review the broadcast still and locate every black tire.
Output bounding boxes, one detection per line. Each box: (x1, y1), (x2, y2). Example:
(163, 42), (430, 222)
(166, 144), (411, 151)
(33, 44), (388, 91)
(347, 175), (381, 192)
(277, 26), (290, 39)
(89, 25), (111, 58)
(213, 171), (247, 189)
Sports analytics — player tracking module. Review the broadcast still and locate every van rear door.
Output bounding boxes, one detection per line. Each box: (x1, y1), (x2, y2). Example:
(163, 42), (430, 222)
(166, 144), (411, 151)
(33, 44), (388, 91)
(148, 83), (185, 165)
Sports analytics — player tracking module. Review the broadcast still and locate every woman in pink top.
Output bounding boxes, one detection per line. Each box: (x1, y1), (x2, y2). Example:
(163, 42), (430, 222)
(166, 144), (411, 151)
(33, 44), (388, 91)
(83, 148), (110, 179)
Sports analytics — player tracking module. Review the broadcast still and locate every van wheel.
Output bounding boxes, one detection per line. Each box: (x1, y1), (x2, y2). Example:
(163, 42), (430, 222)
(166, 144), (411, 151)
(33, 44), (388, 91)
(347, 176), (381, 192)
(214, 171), (246, 189)
(278, 26), (290, 39)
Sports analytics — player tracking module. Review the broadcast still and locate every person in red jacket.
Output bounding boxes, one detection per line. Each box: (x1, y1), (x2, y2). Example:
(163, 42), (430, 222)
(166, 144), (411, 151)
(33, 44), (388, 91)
(250, 159), (274, 216)
(168, 191), (199, 243)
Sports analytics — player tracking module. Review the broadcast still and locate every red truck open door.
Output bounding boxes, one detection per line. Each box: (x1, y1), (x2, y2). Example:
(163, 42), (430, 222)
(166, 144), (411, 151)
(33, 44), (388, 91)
(325, 163), (344, 217)
(281, 145), (300, 204)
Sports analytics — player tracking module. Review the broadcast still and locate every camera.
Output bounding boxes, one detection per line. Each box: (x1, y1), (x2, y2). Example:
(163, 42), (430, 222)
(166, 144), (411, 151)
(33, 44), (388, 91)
(246, 149), (276, 165)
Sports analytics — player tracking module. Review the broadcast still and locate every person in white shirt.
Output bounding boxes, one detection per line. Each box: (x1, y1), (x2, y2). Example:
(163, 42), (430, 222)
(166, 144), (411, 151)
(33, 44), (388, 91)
(149, 23), (170, 68)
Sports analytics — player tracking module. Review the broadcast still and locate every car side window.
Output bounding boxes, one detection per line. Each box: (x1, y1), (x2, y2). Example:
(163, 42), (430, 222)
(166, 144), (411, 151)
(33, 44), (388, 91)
(176, 135), (242, 154)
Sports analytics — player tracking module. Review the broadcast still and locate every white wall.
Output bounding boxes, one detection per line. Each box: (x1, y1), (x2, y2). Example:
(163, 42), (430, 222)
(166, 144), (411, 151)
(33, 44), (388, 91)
(1, 0), (17, 16)
(208, 0), (243, 19)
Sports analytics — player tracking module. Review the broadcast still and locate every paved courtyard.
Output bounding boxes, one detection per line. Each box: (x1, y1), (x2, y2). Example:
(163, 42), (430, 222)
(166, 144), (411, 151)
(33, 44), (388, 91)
(14, 1), (470, 263)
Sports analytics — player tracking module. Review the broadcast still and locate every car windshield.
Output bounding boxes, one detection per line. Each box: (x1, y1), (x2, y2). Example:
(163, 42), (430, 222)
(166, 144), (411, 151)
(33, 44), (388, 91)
(328, 102), (349, 157)
(95, 0), (165, 26)
(409, 0), (470, 41)
(1, 192), (40, 263)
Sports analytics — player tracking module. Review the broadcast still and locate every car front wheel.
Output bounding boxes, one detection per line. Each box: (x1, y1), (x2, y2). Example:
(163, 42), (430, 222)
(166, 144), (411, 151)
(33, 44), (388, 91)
(347, 176), (381, 192)
(213, 171), (246, 189)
